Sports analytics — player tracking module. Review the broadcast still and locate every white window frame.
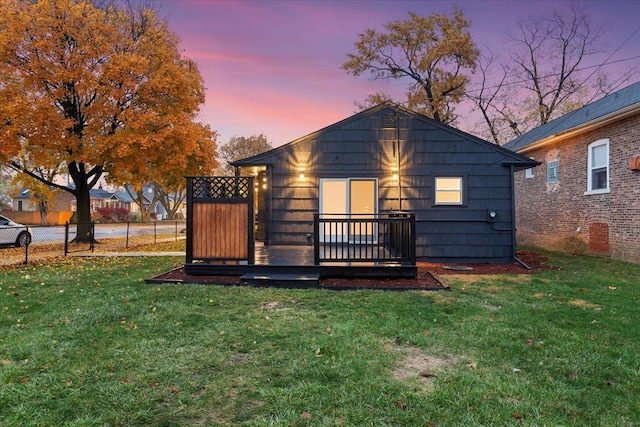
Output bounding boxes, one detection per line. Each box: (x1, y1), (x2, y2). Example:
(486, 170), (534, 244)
(318, 178), (378, 243)
(547, 160), (559, 184)
(586, 139), (610, 195)
(435, 176), (463, 205)
(525, 157), (535, 178)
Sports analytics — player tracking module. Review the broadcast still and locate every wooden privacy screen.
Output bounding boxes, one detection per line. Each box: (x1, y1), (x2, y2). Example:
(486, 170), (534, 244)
(186, 176), (255, 264)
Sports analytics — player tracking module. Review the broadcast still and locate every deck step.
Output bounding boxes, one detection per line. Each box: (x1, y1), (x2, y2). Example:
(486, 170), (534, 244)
(240, 273), (320, 288)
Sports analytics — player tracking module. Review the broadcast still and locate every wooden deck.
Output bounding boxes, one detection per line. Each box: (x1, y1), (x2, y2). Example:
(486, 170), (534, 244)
(184, 243), (417, 278)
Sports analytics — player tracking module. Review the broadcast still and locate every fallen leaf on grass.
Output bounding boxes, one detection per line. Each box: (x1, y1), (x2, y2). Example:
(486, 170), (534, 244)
(19, 377), (29, 384)
(396, 401), (406, 410)
(467, 362), (477, 370)
(301, 412), (312, 419)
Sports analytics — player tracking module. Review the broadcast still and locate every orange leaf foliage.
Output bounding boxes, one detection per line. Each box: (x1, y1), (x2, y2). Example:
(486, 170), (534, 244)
(0, 0), (217, 198)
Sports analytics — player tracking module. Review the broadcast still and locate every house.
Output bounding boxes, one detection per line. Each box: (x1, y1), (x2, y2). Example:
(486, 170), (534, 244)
(86, 188), (132, 213)
(231, 102), (538, 264)
(503, 81), (640, 264)
(13, 188), (75, 212)
(12, 188), (37, 212)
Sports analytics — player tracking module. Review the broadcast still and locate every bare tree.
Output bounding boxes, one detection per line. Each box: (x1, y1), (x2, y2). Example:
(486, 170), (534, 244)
(467, 2), (639, 144)
(342, 8), (479, 125)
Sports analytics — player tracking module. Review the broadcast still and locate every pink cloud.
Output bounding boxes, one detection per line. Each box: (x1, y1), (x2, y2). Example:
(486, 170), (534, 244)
(166, 0), (640, 147)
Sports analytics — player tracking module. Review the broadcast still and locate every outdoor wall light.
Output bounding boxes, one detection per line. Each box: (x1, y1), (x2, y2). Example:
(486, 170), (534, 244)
(391, 166), (399, 180)
(298, 167), (305, 180)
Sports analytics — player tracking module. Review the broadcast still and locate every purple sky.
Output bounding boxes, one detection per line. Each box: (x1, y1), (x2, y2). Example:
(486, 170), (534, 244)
(164, 0), (640, 146)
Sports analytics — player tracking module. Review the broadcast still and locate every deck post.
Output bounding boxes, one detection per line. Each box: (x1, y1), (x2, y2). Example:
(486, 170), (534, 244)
(409, 213), (416, 264)
(313, 214), (320, 265)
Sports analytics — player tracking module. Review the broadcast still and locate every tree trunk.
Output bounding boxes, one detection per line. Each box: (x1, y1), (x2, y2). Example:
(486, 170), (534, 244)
(68, 161), (101, 243)
(74, 178), (93, 242)
(38, 200), (49, 225)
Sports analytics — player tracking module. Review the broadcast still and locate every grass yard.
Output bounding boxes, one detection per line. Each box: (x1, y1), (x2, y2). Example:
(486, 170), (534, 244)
(1, 250), (638, 426)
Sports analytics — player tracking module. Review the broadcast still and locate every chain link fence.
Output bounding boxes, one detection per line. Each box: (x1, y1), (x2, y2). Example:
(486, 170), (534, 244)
(1, 220), (186, 267)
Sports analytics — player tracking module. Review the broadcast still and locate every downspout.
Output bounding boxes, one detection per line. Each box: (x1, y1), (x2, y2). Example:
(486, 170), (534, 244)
(396, 117), (402, 211)
(266, 165), (272, 246)
(510, 164), (531, 270)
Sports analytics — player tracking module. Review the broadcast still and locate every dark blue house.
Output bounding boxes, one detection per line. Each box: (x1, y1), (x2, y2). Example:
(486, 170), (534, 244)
(232, 102), (538, 264)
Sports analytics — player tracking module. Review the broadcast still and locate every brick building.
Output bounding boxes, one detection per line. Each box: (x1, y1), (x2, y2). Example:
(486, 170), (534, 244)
(504, 82), (640, 263)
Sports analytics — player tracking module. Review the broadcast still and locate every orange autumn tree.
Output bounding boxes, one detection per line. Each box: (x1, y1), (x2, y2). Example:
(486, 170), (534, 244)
(0, 0), (217, 240)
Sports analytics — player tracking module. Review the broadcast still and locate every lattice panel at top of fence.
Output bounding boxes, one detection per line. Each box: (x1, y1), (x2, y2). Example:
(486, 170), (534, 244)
(190, 176), (252, 200)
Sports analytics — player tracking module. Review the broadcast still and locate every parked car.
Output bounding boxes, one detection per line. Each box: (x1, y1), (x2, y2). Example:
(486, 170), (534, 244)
(0, 215), (32, 247)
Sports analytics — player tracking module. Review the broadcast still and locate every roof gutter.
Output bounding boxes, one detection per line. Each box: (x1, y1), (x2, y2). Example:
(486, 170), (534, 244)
(516, 102), (640, 154)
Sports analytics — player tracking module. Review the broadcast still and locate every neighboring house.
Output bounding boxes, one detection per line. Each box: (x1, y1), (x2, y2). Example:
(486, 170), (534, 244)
(504, 81), (640, 264)
(232, 102), (538, 264)
(86, 188), (132, 213)
(12, 189), (37, 212)
(13, 188), (75, 212)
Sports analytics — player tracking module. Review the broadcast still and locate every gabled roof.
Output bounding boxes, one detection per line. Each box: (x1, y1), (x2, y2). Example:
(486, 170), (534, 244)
(233, 101), (538, 168)
(504, 81), (640, 153)
(89, 188), (114, 200)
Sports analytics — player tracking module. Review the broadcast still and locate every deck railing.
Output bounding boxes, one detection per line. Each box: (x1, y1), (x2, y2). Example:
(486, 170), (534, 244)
(313, 212), (416, 265)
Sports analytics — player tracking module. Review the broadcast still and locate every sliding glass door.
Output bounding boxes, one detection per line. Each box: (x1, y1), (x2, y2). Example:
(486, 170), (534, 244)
(319, 178), (377, 243)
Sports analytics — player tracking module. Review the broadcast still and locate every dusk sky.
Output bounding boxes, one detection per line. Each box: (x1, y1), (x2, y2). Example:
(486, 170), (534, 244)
(163, 0), (640, 147)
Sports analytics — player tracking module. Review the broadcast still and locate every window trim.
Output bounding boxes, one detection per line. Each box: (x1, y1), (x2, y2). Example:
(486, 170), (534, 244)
(433, 176), (465, 206)
(547, 160), (559, 184)
(525, 157), (535, 178)
(525, 168), (534, 179)
(585, 139), (610, 195)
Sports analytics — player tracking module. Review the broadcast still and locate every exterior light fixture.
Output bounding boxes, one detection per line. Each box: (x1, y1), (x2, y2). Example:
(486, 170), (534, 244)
(298, 167), (305, 180)
(392, 166), (399, 180)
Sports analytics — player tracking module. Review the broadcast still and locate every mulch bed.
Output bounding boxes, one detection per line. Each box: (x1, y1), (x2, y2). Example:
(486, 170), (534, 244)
(147, 250), (558, 291)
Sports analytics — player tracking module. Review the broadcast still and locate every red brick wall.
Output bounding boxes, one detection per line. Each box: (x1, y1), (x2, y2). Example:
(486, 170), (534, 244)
(513, 113), (640, 263)
(589, 222), (610, 253)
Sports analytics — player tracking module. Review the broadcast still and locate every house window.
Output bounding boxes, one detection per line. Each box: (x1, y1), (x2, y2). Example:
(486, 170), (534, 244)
(435, 177), (463, 205)
(547, 160), (559, 183)
(525, 157), (534, 178)
(587, 139), (609, 193)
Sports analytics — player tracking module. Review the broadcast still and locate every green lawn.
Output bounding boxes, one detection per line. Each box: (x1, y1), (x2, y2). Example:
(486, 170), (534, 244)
(1, 251), (638, 426)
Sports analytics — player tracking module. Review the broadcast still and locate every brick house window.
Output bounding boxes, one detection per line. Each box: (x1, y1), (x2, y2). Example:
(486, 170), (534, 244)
(586, 139), (609, 194)
(525, 157), (535, 178)
(547, 160), (559, 183)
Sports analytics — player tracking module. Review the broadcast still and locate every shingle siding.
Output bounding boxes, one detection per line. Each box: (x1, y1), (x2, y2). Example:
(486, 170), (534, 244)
(236, 103), (535, 263)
